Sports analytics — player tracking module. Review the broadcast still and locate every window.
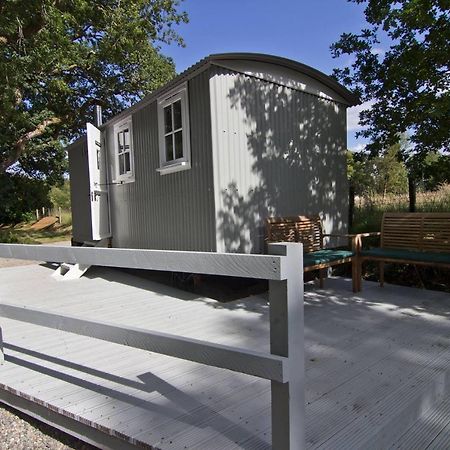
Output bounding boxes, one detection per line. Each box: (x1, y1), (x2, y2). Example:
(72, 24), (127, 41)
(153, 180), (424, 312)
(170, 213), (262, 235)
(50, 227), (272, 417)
(114, 118), (134, 183)
(157, 83), (191, 174)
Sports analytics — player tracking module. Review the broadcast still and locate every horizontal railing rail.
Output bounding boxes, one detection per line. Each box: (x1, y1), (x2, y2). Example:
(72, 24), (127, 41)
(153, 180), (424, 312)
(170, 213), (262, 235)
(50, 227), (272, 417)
(0, 242), (305, 450)
(0, 244), (286, 280)
(0, 303), (288, 382)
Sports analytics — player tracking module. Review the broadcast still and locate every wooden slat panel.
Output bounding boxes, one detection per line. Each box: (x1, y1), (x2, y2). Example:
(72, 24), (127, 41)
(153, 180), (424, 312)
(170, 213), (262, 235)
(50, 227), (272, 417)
(266, 215), (323, 254)
(382, 212), (450, 253)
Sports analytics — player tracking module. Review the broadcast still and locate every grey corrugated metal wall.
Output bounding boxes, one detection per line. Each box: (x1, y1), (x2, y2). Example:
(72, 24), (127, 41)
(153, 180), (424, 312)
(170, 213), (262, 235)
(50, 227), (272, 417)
(209, 66), (349, 253)
(68, 137), (93, 243)
(106, 70), (216, 251)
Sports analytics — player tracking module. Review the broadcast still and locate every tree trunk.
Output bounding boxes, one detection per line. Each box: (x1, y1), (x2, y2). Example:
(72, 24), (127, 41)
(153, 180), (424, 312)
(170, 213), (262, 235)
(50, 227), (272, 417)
(408, 175), (416, 212)
(349, 183), (355, 230)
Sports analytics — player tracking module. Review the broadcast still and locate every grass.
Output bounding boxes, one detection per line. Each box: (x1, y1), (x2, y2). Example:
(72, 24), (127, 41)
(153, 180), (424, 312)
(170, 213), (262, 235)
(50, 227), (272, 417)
(0, 210), (72, 244)
(351, 184), (450, 233)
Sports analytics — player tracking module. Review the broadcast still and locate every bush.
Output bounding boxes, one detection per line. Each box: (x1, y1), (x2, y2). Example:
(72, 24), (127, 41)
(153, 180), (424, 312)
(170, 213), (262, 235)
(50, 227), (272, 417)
(49, 181), (71, 209)
(0, 173), (51, 224)
(0, 230), (34, 244)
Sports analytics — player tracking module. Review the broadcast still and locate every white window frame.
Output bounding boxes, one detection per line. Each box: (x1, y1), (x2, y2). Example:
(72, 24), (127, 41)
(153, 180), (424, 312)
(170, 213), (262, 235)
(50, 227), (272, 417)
(113, 117), (135, 183)
(157, 82), (191, 175)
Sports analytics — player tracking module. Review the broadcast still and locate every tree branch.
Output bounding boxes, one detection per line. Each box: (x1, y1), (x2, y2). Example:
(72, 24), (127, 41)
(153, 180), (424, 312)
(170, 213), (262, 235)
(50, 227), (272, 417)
(0, 116), (62, 173)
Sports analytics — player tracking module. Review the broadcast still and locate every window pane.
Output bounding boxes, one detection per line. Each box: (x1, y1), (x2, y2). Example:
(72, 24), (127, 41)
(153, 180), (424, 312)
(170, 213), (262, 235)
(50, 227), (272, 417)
(124, 152), (131, 172)
(124, 129), (130, 148)
(119, 153), (125, 175)
(118, 131), (124, 150)
(164, 105), (172, 133)
(173, 100), (182, 130)
(165, 135), (174, 161)
(174, 130), (183, 160)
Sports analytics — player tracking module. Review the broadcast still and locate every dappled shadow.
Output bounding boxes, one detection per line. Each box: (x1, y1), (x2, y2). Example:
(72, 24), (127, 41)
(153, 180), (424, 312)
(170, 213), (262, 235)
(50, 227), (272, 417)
(213, 68), (348, 253)
(1, 263), (450, 447)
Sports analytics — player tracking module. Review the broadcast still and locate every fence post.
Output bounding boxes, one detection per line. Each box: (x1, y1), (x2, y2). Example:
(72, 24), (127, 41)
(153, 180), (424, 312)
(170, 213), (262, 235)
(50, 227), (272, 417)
(268, 242), (304, 450)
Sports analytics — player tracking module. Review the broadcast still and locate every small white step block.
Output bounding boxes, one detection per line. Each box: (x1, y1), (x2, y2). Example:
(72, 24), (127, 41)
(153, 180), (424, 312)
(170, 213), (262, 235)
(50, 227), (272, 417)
(52, 263), (91, 281)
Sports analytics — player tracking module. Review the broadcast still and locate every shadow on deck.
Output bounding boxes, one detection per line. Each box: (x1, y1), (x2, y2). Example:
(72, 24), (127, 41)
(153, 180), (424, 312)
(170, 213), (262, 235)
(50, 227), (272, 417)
(0, 264), (449, 449)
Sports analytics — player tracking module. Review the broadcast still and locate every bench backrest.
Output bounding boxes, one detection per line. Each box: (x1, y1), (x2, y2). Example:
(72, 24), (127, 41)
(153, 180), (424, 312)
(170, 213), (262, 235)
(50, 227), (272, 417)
(381, 212), (450, 253)
(266, 215), (323, 253)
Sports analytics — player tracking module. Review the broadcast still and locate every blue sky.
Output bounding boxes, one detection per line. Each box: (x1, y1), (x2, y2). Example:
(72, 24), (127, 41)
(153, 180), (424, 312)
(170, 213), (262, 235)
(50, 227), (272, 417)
(160, 0), (370, 150)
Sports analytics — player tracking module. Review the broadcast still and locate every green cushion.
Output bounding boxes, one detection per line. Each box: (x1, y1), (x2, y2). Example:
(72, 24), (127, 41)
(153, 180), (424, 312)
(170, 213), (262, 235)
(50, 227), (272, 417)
(304, 249), (354, 267)
(361, 248), (450, 264)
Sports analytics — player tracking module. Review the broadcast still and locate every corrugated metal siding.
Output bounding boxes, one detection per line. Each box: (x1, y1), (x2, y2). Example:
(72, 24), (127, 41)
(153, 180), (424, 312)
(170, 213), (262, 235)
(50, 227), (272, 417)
(210, 67), (348, 253)
(68, 137), (93, 242)
(107, 71), (216, 251)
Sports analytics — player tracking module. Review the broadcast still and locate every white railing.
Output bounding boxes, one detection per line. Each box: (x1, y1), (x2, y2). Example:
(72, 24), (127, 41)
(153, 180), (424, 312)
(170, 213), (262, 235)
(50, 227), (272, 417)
(0, 242), (305, 450)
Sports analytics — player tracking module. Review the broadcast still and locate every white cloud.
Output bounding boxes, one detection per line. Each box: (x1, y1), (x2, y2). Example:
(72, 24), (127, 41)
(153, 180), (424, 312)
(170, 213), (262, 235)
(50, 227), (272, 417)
(347, 100), (374, 131)
(371, 47), (385, 57)
(348, 143), (366, 153)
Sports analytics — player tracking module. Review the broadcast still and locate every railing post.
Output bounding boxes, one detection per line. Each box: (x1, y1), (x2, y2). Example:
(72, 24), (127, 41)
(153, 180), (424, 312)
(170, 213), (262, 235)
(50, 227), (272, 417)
(0, 327), (4, 364)
(268, 242), (304, 450)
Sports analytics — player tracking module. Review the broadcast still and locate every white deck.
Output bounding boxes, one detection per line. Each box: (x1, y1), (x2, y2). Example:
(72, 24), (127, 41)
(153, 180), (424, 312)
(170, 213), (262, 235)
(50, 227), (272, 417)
(0, 264), (449, 449)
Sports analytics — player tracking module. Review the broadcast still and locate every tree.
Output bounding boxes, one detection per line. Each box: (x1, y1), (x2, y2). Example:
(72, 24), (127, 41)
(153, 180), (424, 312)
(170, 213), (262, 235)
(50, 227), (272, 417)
(331, 0), (450, 156)
(0, 0), (187, 178)
(49, 180), (71, 209)
(0, 173), (51, 224)
(373, 143), (408, 196)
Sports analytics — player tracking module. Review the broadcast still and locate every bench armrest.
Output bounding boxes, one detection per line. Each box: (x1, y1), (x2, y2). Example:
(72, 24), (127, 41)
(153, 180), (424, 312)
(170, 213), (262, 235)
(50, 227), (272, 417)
(354, 232), (381, 238)
(322, 233), (364, 252)
(323, 232), (381, 252)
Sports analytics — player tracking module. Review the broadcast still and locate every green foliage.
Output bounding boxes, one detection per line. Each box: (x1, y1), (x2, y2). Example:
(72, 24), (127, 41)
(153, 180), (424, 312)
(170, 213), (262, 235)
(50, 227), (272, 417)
(347, 150), (374, 196)
(332, 0), (450, 156)
(0, 173), (51, 224)
(0, 0), (187, 178)
(348, 143), (408, 197)
(0, 229), (35, 244)
(372, 143), (408, 195)
(49, 180), (71, 209)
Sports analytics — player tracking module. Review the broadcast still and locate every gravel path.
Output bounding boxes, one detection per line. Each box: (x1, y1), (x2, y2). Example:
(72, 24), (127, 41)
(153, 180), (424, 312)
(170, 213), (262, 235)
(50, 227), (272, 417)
(0, 404), (97, 450)
(0, 243), (98, 449)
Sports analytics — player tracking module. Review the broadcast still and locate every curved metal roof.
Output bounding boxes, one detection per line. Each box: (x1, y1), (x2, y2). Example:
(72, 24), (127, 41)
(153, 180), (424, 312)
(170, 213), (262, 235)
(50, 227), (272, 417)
(207, 53), (359, 105)
(103, 52), (359, 128)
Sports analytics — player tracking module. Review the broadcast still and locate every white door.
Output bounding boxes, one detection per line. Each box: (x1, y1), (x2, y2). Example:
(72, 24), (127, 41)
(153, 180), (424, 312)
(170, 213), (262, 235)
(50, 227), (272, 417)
(87, 122), (111, 240)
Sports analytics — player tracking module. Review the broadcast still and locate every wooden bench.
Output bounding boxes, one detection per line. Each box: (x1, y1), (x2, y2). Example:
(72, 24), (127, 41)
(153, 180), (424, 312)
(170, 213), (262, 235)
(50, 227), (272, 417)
(266, 215), (359, 292)
(357, 212), (450, 291)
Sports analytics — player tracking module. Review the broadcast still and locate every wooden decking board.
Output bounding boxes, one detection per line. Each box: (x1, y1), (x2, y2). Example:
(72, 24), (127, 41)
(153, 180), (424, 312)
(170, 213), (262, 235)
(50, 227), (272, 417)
(318, 353), (450, 449)
(140, 389), (271, 450)
(2, 344), (151, 407)
(392, 395), (450, 449)
(0, 264), (449, 449)
(99, 367), (264, 439)
(306, 326), (450, 408)
(306, 356), (448, 446)
(131, 375), (269, 445)
(83, 364), (251, 429)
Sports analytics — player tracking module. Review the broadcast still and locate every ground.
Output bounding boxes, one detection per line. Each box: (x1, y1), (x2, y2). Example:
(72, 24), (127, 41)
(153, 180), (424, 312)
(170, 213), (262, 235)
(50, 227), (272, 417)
(0, 403), (96, 450)
(0, 216), (72, 245)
